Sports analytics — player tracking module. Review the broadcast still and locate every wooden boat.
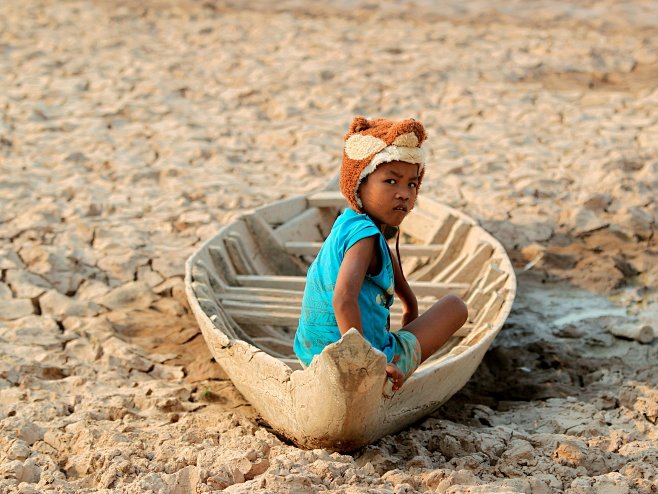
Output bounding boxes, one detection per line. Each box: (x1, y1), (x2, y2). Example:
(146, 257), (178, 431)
(184, 178), (516, 452)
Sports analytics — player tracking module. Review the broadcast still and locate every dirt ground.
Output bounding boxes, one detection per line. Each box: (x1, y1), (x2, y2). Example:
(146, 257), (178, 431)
(1, 0), (656, 492)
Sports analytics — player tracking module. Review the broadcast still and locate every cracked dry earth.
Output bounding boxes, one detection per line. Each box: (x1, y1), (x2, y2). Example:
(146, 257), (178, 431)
(1, 0), (657, 492)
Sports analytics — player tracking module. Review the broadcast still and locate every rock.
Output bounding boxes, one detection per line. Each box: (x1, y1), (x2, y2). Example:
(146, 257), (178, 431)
(355, 447), (399, 475)
(571, 208), (609, 235)
(584, 193), (612, 211)
(177, 210), (211, 227)
(137, 473), (171, 492)
(554, 440), (587, 468)
(0, 298), (34, 320)
(16, 483), (42, 494)
(520, 240), (579, 272)
(521, 243), (545, 262)
(542, 251), (579, 270)
(0, 459), (40, 484)
(500, 439), (537, 467)
(612, 256), (640, 278)
(479, 220), (552, 251)
(54, 226), (97, 265)
(39, 290), (101, 319)
(64, 338), (102, 363)
(520, 220), (554, 244)
(101, 337), (154, 373)
(553, 439), (612, 476)
(1, 315), (64, 350)
(0, 282), (12, 300)
(437, 434), (464, 459)
(619, 384), (658, 424)
(5, 420), (45, 447)
(569, 473), (631, 494)
(207, 475), (233, 490)
(625, 206), (655, 237)
(435, 469), (481, 493)
(13, 204), (61, 231)
(591, 472), (631, 494)
(5, 439), (31, 461)
(149, 363), (185, 381)
(97, 281), (157, 310)
(150, 297), (187, 316)
(0, 248), (25, 270)
(554, 324), (585, 338)
(573, 256), (625, 292)
(137, 265), (165, 288)
(245, 458), (270, 479)
(17, 245), (81, 295)
(76, 279), (111, 301)
(607, 324), (655, 344)
(93, 224), (147, 251)
(5, 270), (51, 298)
(98, 251), (149, 284)
(195, 440), (274, 487)
(153, 277), (185, 297)
(152, 255), (186, 279)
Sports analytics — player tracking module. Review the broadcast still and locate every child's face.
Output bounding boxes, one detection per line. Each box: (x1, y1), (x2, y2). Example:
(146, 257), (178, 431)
(358, 160), (419, 228)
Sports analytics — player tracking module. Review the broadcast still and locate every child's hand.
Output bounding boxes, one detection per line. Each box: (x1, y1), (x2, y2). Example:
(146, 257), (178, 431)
(385, 356), (405, 391)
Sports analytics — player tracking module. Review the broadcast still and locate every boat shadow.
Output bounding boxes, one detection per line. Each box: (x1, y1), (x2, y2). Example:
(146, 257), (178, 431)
(432, 267), (652, 424)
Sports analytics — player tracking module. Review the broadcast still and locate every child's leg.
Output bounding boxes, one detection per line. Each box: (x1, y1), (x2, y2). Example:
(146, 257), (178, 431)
(403, 295), (468, 362)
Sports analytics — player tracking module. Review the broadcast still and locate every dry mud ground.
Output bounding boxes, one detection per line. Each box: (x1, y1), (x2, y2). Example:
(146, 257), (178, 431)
(1, 0), (657, 492)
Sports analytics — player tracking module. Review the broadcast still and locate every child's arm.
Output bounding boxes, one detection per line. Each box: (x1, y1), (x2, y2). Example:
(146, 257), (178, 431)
(333, 236), (377, 335)
(389, 246), (418, 327)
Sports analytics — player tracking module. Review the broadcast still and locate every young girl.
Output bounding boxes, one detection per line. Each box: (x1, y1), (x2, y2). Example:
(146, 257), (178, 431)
(293, 116), (468, 390)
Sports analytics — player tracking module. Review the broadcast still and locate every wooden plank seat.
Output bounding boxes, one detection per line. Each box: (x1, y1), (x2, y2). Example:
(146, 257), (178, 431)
(220, 296), (436, 317)
(223, 298), (476, 337)
(234, 275), (470, 298)
(307, 190), (346, 208)
(217, 286), (304, 302)
(285, 241), (444, 257)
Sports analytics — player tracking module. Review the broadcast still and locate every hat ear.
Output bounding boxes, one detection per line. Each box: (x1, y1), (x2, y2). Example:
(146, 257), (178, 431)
(387, 119), (427, 146)
(349, 116), (369, 134)
(411, 121), (427, 144)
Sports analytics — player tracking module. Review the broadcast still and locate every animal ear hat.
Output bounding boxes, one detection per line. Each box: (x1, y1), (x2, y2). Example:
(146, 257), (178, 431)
(340, 116), (427, 212)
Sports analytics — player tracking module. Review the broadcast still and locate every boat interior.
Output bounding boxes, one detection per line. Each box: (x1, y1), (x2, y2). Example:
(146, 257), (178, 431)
(190, 190), (514, 371)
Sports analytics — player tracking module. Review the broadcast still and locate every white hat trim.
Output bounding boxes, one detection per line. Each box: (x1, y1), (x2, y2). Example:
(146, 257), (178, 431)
(354, 145), (426, 208)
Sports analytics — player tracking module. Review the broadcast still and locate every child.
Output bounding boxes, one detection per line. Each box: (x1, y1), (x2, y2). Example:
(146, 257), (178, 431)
(293, 116), (468, 390)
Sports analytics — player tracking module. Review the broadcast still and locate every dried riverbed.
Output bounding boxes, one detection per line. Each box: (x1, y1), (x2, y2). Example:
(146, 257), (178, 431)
(1, 0), (657, 492)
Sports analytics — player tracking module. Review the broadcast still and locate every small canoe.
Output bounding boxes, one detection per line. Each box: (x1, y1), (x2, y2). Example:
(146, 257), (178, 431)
(184, 178), (516, 452)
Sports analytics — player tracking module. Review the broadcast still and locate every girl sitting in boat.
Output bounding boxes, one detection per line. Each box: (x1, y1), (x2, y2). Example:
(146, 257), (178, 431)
(294, 116), (468, 390)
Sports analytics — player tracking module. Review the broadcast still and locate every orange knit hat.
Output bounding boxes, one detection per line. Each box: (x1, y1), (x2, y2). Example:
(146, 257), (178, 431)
(340, 116), (427, 212)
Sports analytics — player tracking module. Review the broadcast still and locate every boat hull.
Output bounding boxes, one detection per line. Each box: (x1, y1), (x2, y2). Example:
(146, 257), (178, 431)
(185, 186), (516, 451)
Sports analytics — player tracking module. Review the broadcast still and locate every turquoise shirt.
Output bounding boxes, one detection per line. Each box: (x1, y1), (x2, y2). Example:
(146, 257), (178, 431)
(293, 208), (396, 366)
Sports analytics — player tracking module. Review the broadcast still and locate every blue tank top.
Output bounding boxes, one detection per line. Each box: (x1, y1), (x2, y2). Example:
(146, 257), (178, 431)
(293, 208), (396, 366)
